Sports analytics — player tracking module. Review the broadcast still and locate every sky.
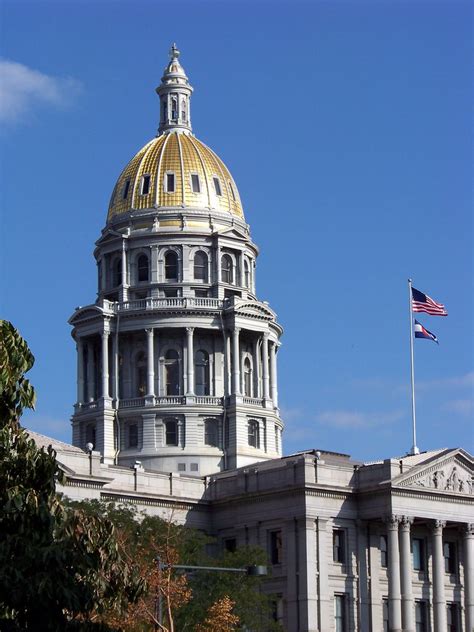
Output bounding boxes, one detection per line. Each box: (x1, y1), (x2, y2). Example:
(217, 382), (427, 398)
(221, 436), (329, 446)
(1, 0), (472, 462)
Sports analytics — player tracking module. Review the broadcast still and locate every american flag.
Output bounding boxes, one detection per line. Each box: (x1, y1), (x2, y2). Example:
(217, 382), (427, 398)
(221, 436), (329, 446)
(411, 287), (448, 316)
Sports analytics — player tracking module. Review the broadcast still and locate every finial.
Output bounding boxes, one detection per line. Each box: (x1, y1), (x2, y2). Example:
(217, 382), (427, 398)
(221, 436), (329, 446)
(169, 43), (180, 61)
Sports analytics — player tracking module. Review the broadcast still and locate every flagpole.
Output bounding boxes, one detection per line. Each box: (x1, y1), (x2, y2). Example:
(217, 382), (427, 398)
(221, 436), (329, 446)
(408, 278), (419, 455)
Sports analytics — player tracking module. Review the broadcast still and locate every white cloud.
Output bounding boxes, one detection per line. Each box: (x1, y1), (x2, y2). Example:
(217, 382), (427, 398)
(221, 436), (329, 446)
(0, 59), (82, 124)
(417, 371), (474, 392)
(315, 409), (403, 429)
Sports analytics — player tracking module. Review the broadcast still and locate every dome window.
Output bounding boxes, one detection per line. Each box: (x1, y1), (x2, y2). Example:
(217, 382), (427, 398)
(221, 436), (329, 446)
(141, 174), (151, 196)
(248, 420), (260, 449)
(191, 173), (201, 193)
(165, 251), (178, 280)
(213, 177), (222, 196)
(244, 259), (250, 288)
(137, 254), (149, 282)
(228, 181), (236, 201)
(122, 179), (131, 200)
(195, 350), (210, 396)
(204, 419), (219, 447)
(194, 251), (208, 282)
(221, 254), (233, 284)
(164, 418), (178, 446)
(164, 352), (180, 396)
(165, 172), (176, 193)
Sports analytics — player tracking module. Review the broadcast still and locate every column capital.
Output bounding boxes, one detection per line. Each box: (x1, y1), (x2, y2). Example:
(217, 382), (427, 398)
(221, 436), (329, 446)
(186, 326), (194, 334)
(263, 331), (269, 339)
(431, 519), (446, 533)
(400, 516), (414, 531)
(102, 328), (110, 338)
(384, 514), (401, 529)
(464, 523), (474, 537)
(145, 327), (154, 335)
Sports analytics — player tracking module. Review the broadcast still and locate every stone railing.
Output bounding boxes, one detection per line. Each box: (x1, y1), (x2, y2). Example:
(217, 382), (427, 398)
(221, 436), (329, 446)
(76, 401), (99, 412)
(115, 297), (224, 313)
(242, 396), (264, 407)
(194, 396), (224, 405)
(155, 396), (186, 405)
(119, 397), (145, 409)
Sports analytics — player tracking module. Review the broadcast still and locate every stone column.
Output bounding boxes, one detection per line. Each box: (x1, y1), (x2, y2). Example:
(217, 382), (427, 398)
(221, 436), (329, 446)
(316, 518), (331, 632)
(400, 516), (415, 632)
(464, 523), (474, 632)
(232, 327), (240, 395)
(262, 333), (270, 400)
(121, 240), (128, 301)
(111, 333), (118, 400)
(146, 329), (155, 398)
(101, 330), (110, 399)
(297, 518), (318, 632)
(216, 245), (221, 283)
(239, 251), (245, 286)
(270, 341), (278, 406)
(87, 340), (95, 402)
(386, 515), (402, 632)
(432, 520), (447, 632)
(186, 327), (194, 395)
(76, 338), (84, 404)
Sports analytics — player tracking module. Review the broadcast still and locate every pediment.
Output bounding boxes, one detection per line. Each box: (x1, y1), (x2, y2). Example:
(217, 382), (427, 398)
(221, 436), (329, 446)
(215, 226), (249, 241)
(69, 305), (105, 325)
(233, 301), (275, 320)
(394, 449), (474, 495)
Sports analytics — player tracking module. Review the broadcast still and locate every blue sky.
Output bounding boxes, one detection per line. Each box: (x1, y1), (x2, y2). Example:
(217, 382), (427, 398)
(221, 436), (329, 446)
(1, 0), (472, 461)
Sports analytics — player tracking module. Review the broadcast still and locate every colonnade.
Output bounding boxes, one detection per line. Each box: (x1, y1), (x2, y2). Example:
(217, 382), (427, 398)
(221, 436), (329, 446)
(76, 325), (279, 405)
(386, 516), (474, 632)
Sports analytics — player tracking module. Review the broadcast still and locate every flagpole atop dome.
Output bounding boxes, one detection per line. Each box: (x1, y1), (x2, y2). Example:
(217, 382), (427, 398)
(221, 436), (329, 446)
(156, 43), (194, 135)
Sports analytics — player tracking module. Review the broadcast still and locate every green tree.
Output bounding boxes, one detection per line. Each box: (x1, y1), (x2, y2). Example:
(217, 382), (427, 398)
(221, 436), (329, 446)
(0, 321), (144, 631)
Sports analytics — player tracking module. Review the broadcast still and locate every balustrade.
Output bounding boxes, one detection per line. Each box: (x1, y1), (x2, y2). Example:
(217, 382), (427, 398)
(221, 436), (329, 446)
(115, 297), (223, 312)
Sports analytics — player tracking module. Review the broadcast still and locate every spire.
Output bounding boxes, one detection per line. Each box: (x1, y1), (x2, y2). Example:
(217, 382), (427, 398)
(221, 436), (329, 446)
(156, 43), (193, 135)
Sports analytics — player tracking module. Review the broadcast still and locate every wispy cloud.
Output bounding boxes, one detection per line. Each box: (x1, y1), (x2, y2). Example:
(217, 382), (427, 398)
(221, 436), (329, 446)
(418, 371), (474, 392)
(315, 409), (403, 429)
(0, 59), (82, 125)
(442, 398), (474, 417)
(21, 412), (70, 442)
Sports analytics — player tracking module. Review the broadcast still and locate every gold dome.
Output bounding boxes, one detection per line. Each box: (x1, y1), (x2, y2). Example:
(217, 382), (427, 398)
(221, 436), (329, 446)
(108, 133), (244, 222)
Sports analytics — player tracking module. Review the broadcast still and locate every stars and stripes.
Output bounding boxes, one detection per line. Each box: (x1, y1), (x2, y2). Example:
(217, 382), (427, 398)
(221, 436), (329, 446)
(411, 287), (448, 316)
(414, 319), (439, 344)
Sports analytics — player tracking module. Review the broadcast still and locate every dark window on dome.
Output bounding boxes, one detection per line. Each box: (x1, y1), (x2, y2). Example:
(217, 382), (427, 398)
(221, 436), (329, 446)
(171, 97), (178, 120)
(191, 174), (201, 193)
(195, 350), (209, 396)
(137, 255), (149, 282)
(122, 179), (131, 200)
(128, 424), (138, 448)
(213, 177), (222, 196)
(228, 181), (236, 201)
(141, 174), (151, 196)
(165, 419), (178, 446)
(244, 357), (252, 397)
(221, 254), (233, 284)
(165, 351), (180, 396)
(165, 251), (178, 280)
(113, 259), (122, 287)
(244, 259), (250, 288)
(166, 172), (175, 193)
(194, 251), (208, 282)
(248, 420), (260, 448)
(205, 419), (218, 447)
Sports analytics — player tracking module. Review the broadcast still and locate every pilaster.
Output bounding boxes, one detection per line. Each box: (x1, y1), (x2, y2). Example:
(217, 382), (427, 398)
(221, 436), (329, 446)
(431, 519), (447, 632)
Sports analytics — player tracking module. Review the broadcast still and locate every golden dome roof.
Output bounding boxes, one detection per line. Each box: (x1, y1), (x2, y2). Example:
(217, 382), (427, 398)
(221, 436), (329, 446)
(107, 132), (244, 223)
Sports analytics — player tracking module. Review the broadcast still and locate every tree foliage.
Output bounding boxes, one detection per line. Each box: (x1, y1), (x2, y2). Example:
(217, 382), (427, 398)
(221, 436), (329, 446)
(0, 321), (144, 630)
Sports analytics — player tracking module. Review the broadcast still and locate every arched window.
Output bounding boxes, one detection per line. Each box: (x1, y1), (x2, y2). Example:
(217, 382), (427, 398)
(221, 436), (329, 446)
(137, 254), (149, 282)
(165, 418), (178, 446)
(113, 259), (122, 287)
(165, 349), (180, 395)
(243, 357), (252, 397)
(181, 99), (186, 122)
(248, 420), (260, 448)
(195, 350), (210, 396)
(244, 259), (250, 288)
(171, 97), (178, 120)
(85, 423), (96, 447)
(135, 352), (146, 397)
(204, 419), (219, 447)
(221, 254), (233, 284)
(165, 251), (178, 280)
(194, 251), (208, 282)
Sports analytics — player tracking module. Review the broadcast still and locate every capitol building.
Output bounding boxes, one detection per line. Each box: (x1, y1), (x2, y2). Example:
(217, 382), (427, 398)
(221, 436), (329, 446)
(33, 46), (473, 632)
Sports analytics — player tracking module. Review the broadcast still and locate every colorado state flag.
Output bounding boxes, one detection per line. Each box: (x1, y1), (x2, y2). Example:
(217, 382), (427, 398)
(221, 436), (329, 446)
(414, 319), (439, 344)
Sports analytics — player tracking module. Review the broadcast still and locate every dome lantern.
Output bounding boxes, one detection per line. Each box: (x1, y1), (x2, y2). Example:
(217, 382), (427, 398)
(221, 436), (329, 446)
(156, 43), (193, 135)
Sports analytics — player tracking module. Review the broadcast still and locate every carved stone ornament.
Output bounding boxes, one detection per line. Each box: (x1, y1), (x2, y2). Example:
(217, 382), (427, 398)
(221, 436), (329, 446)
(384, 514), (400, 529)
(431, 520), (446, 532)
(403, 460), (474, 494)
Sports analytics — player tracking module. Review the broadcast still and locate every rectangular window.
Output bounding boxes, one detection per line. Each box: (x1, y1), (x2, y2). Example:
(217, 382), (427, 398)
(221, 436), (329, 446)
(177, 463), (186, 472)
(382, 599), (389, 632)
(163, 288), (179, 298)
(213, 176), (222, 196)
(444, 541), (457, 574)
(122, 179), (130, 199)
(191, 173), (201, 193)
(334, 594), (347, 632)
(128, 424), (138, 448)
(165, 172), (175, 192)
(141, 174), (151, 195)
(269, 530), (283, 565)
(194, 288), (209, 298)
(447, 603), (460, 632)
(274, 425), (279, 452)
(412, 538), (425, 571)
(415, 601), (428, 632)
(228, 180), (236, 200)
(333, 529), (346, 564)
(380, 534), (388, 568)
(190, 463), (199, 472)
(165, 421), (178, 446)
(271, 596), (284, 624)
